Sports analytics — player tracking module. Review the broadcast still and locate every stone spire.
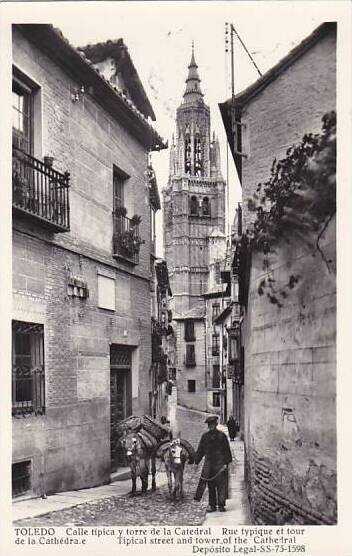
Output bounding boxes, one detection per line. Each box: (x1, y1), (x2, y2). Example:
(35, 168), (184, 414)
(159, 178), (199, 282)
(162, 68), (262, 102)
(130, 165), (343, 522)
(183, 42), (204, 103)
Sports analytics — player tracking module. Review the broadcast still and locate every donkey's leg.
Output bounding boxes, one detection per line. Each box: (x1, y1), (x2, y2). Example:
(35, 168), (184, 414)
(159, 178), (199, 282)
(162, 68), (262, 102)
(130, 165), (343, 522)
(165, 466), (173, 497)
(130, 463), (137, 496)
(151, 456), (156, 491)
(179, 469), (184, 500)
(141, 459), (149, 493)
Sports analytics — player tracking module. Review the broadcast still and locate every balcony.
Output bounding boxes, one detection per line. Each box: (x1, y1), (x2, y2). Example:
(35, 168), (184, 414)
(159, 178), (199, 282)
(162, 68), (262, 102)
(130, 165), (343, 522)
(12, 147), (70, 232)
(113, 212), (143, 265)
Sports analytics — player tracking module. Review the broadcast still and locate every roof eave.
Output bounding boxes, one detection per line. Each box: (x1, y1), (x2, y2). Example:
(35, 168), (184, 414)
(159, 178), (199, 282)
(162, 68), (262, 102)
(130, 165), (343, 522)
(15, 24), (166, 151)
(221, 22), (336, 111)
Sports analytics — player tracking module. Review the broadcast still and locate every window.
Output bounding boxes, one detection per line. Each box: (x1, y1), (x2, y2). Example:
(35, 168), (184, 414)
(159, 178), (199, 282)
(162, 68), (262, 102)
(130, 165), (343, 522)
(212, 302), (220, 321)
(212, 364), (221, 388)
(229, 331), (240, 363)
(12, 321), (45, 416)
(190, 195), (198, 216)
(185, 344), (196, 367)
(113, 167), (125, 212)
(188, 380), (196, 393)
(98, 274), (115, 311)
(185, 133), (191, 174)
(194, 134), (202, 176)
(202, 197), (210, 216)
(212, 333), (220, 356)
(150, 206), (156, 251)
(234, 120), (249, 158)
(12, 461), (31, 497)
(184, 319), (195, 341)
(212, 392), (220, 407)
(12, 78), (32, 154)
(215, 262), (221, 284)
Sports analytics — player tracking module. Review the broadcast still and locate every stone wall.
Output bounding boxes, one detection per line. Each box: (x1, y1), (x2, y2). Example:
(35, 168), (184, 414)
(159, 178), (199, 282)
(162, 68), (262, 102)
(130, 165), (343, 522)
(240, 29), (336, 524)
(12, 27), (153, 495)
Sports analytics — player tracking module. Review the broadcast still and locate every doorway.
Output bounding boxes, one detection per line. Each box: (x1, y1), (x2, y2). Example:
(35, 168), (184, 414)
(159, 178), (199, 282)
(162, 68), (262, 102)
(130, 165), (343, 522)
(110, 345), (132, 472)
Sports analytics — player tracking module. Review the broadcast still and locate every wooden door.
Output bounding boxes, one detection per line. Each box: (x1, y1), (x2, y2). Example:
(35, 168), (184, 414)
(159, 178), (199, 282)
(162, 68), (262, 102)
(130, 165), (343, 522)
(110, 346), (132, 472)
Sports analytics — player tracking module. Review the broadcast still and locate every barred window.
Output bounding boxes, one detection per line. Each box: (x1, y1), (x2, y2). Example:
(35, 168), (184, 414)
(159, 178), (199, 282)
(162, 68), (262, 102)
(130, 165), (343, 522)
(12, 321), (45, 416)
(12, 460), (31, 497)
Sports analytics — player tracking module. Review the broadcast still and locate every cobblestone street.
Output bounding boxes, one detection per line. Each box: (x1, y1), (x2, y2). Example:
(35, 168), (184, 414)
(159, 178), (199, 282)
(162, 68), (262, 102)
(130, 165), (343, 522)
(14, 467), (207, 527)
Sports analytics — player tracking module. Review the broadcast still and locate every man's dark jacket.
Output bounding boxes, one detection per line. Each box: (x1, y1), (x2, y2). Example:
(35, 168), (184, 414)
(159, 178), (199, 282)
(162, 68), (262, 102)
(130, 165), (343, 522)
(194, 428), (232, 501)
(194, 428), (232, 476)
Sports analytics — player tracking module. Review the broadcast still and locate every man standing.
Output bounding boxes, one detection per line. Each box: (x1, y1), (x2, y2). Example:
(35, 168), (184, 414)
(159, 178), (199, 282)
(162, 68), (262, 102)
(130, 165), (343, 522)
(194, 415), (232, 512)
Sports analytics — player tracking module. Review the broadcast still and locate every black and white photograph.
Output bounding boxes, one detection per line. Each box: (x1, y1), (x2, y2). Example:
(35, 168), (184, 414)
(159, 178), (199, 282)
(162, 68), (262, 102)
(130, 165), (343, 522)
(0, 1), (351, 554)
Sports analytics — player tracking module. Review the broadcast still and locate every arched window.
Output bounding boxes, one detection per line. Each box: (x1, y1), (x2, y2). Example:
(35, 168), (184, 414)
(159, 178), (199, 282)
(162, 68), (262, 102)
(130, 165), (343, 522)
(190, 195), (198, 216)
(202, 197), (210, 216)
(185, 133), (191, 174)
(194, 134), (202, 176)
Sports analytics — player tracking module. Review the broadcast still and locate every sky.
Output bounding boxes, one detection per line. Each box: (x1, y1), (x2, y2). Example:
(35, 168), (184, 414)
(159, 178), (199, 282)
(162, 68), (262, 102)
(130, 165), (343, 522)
(5, 1), (344, 256)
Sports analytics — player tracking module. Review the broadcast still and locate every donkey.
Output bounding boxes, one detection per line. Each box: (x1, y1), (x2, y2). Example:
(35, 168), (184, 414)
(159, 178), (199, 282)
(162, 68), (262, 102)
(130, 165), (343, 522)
(121, 431), (157, 495)
(161, 439), (189, 501)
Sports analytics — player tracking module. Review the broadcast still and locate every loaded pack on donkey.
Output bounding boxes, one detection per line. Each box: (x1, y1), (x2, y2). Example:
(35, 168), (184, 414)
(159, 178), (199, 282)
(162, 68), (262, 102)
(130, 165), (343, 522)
(115, 415), (195, 500)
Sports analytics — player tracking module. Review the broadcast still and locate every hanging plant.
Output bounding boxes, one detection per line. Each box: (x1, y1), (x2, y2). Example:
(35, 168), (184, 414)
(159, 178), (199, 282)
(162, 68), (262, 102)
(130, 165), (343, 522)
(115, 229), (145, 257)
(237, 111), (336, 307)
(114, 205), (128, 217)
(130, 214), (142, 227)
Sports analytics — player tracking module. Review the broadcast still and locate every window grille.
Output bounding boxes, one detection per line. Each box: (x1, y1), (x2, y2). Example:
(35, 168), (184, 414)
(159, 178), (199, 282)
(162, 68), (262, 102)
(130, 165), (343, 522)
(12, 461), (31, 497)
(12, 321), (45, 416)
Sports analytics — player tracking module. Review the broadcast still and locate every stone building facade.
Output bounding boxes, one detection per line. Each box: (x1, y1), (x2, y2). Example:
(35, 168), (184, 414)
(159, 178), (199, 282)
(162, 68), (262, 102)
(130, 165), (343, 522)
(220, 23), (336, 524)
(163, 48), (226, 412)
(12, 24), (165, 497)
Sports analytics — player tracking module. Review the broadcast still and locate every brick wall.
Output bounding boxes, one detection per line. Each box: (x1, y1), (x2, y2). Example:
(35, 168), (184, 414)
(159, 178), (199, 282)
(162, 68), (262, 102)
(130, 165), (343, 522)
(240, 31), (336, 524)
(12, 27), (154, 494)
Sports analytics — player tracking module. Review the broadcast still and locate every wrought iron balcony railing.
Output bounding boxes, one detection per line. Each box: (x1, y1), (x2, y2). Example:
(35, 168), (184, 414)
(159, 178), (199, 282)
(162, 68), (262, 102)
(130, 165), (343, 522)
(12, 147), (70, 232)
(112, 212), (143, 265)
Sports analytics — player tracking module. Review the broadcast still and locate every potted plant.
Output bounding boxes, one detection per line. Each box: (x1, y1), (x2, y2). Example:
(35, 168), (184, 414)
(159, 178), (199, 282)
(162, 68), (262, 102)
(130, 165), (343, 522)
(130, 214), (142, 227)
(44, 156), (54, 168)
(114, 205), (128, 217)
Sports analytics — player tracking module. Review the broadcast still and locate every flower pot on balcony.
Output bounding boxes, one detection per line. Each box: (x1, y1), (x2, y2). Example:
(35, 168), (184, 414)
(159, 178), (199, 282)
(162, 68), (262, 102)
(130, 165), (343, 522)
(44, 156), (54, 168)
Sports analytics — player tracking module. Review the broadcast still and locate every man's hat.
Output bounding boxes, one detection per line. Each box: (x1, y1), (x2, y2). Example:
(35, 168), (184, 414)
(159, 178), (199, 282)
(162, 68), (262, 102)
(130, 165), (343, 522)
(205, 415), (218, 424)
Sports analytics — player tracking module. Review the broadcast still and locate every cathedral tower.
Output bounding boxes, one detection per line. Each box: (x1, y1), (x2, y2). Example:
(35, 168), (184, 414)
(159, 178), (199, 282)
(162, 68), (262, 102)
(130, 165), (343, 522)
(163, 46), (226, 314)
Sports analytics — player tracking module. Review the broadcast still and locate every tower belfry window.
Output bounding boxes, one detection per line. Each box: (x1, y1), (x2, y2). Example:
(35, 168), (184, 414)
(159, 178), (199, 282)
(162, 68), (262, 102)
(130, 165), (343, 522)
(185, 133), (191, 174)
(202, 197), (210, 216)
(190, 195), (198, 216)
(194, 134), (202, 176)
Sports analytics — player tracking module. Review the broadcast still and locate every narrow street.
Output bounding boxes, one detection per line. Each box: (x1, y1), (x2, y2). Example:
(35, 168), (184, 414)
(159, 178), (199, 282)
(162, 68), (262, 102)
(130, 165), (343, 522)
(14, 468), (207, 526)
(13, 407), (251, 527)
